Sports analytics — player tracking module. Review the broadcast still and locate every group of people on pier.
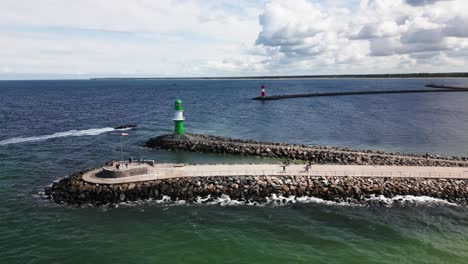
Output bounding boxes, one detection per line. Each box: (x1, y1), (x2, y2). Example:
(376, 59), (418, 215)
(280, 159), (313, 173)
(104, 157), (142, 169)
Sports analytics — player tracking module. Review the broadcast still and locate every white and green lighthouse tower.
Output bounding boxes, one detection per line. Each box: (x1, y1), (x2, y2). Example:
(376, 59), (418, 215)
(173, 99), (185, 136)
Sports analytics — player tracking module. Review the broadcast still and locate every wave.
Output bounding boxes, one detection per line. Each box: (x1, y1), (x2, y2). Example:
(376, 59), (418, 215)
(192, 194), (356, 207)
(0, 127), (115, 146)
(364, 195), (458, 207)
(109, 194), (459, 208)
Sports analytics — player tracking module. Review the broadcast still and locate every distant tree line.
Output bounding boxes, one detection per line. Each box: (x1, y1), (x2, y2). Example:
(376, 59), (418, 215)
(91, 72), (468, 80)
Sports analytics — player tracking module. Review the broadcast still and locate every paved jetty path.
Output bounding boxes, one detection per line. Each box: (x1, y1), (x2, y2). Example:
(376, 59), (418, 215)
(82, 163), (468, 185)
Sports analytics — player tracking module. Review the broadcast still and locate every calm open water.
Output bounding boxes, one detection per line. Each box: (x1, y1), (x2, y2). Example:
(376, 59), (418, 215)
(0, 78), (468, 263)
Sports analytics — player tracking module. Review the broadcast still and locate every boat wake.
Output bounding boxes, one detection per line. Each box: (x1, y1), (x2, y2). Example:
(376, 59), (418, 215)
(0, 127), (115, 146)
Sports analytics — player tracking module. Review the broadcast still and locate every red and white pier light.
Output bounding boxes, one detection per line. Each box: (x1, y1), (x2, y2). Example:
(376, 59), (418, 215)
(261, 84), (266, 97)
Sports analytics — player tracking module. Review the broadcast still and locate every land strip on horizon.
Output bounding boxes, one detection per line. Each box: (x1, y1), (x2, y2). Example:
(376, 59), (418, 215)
(90, 72), (468, 80)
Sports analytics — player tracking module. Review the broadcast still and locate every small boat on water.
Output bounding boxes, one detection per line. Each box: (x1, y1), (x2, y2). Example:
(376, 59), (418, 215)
(114, 124), (137, 130)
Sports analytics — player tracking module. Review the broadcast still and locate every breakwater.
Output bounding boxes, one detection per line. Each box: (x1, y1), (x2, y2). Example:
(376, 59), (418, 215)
(425, 84), (468, 90)
(145, 134), (468, 167)
(45, 169), (468, 206)
(252, 88), (468, 100)
(44, 134), (468, 206)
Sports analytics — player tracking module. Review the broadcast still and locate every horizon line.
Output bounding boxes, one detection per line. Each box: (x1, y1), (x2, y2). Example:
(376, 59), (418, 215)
(1, 72), (468, 81)
(91, 72), (468, 80)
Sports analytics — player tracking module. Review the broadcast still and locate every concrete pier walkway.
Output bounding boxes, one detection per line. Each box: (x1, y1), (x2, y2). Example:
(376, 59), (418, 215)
(82, 163), (468, 185)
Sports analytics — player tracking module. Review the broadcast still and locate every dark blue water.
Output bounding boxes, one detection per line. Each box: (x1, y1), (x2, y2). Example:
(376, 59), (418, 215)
(1, 78), (468, 263)
(2, 78), (468, 155)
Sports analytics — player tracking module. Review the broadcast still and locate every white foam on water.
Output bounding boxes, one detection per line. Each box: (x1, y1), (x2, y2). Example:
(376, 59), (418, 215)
(287, 195), (356, 207)
(141, 194), (358, 207)
(119, 194), (459, 208)
(201, 195), (246, 206)
(0, 127), (115, 146)
(364, 195), (459, 207)
(115, 127), (132, 131)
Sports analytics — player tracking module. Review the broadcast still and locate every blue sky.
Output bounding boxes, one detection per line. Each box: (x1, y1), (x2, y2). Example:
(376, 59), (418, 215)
(1, 0), (467, 79)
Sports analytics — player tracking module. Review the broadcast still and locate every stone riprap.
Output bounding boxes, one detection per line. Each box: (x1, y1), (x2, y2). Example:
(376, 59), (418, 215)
(44, 134), (468, 206)
(45, 169), (468, 206)
(145, 134), (468, 167)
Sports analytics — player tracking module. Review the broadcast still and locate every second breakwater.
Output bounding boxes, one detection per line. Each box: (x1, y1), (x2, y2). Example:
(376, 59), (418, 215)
(252, 88), (468, 100)
(145, 134), (468, 167)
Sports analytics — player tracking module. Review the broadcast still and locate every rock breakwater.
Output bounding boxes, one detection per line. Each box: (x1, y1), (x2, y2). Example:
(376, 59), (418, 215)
(45, 169), (468, 206)
(145, 134), (468, 167)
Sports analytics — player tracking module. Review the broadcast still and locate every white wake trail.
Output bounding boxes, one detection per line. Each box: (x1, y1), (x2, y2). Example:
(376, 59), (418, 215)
(0, 127), (115, 146)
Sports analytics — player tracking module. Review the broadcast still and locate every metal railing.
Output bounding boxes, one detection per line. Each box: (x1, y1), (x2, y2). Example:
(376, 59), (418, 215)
(149, 168), (468, 179)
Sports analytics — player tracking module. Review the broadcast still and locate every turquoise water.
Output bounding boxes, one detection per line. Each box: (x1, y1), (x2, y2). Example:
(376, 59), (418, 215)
(1, 78), (468, 263)
(3, 200), (468, 263)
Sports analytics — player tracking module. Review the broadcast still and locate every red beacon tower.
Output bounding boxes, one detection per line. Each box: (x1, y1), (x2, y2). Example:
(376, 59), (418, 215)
(261, 84), (266, 97)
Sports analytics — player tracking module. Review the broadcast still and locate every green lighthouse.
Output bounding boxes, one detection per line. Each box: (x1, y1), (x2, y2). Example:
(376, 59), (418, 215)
(173, 99), (185, 136)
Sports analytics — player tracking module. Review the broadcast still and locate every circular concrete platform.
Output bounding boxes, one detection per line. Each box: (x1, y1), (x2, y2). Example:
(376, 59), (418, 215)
(96, 163), (149, 178)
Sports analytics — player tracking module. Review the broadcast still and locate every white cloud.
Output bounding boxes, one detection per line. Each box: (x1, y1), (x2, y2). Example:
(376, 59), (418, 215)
(0, 0), (467, 79)
(254, 0), (468, 74)
(355, 21), (401, 39)
(0, 0), (265, 78)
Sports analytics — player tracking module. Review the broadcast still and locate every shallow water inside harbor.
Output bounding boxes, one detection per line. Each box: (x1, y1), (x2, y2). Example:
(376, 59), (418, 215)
(1, 78), (468, 263)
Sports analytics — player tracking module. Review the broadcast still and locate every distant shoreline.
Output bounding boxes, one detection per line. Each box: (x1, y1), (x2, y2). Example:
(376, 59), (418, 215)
(91, 72), (468, 80)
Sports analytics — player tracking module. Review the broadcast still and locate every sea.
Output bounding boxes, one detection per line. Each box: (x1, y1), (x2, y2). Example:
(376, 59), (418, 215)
(0, 78), (467, 263)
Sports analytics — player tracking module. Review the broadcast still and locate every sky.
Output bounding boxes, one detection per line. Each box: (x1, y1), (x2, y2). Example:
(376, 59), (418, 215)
(1, 0), (468, 79)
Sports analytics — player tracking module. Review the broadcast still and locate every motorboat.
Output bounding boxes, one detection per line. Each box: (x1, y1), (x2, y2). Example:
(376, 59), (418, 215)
(114, 124), (137, 130)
